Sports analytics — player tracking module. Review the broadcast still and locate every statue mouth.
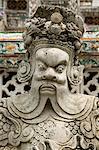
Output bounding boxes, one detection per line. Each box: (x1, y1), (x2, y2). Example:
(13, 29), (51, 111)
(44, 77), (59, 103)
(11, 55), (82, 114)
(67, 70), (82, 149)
(40, 84), (56, 94)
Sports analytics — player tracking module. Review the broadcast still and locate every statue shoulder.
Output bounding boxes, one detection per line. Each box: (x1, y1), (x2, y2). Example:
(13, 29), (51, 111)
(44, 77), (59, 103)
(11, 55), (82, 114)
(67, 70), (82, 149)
(7, 93), (34, 115)
(0, 97), (34, 148)
(0, 98), (18, 147)
(69, 93), (98, 118)
(0, 99), (9, 147)
(70, 93), (97, 107)
(70, 93), (96, 100)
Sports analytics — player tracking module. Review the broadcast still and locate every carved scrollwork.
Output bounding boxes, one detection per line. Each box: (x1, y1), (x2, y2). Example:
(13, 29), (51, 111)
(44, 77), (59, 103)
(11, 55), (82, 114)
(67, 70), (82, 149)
(0, 0), (98, 150)
(80, 120), (94, 139)
(17, 60), (32, 83)
(21, 126), (34, 142)
(91, 109), (99, 139)
(68, 65), (84, 85)
(8, 119), (34, 146)
(33, 136), (96, 150)
(0, 107), (21, 146)
(80, 108), (99, 142)
(0, 99), (34, 147)
(0, 146), (18, 150)
(8, 124), (22, 146)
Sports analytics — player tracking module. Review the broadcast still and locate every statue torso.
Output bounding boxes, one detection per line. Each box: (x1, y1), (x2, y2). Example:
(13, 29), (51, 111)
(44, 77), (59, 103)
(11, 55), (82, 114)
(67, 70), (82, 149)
(0, 93), (98, 150)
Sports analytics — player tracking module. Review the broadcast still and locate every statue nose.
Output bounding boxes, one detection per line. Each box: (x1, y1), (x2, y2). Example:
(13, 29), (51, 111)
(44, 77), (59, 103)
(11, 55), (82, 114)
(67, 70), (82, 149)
(42, 68), (57, 81)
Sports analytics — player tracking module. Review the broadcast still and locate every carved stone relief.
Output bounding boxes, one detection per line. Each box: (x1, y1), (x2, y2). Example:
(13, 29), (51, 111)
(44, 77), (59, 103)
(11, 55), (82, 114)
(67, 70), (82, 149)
(0, 0), (99, 150)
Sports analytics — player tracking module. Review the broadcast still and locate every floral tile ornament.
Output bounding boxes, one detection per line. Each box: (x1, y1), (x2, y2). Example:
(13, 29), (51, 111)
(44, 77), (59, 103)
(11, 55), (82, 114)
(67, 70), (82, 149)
(0, 33), (26, 54)
(0, 33), (26, 67)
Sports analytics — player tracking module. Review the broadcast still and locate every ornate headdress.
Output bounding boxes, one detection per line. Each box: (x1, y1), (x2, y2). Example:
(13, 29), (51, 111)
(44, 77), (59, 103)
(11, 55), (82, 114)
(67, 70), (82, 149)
(17, 0), (84, 85)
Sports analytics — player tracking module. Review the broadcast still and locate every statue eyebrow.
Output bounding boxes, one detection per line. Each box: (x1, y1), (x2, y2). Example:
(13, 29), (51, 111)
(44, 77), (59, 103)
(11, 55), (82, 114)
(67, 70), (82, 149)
(37, 58), (67, 67)
(55, 60), (67, 68)
(37, 59), (48, 67)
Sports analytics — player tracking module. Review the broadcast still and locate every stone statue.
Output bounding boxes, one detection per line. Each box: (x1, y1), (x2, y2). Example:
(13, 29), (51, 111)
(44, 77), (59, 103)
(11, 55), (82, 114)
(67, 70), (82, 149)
(0, 0), (99, 150)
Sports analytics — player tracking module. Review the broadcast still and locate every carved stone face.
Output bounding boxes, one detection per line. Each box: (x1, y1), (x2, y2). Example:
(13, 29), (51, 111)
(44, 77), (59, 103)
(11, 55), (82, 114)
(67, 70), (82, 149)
(33, 48), (69, 96)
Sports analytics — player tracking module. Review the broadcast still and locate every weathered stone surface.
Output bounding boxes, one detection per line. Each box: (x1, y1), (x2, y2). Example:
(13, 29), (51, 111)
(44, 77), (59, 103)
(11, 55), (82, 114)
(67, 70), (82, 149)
(0, 0), (99, 150)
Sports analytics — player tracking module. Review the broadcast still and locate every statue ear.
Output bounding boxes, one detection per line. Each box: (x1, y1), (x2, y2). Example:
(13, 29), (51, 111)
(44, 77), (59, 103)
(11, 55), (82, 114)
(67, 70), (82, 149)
(67, 65), (84, 86)
(17, 60), (33, 83)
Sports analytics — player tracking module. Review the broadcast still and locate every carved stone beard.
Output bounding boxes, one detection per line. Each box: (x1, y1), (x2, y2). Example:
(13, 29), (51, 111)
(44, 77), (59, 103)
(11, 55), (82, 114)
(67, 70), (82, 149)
(7, 77), (94, 122)
(40, 88), (56, 105)
(29, 78), (58, 114)
(29, 79), (71, 116)
(39, 82), (68, 110)
(30, 80), (88, 119)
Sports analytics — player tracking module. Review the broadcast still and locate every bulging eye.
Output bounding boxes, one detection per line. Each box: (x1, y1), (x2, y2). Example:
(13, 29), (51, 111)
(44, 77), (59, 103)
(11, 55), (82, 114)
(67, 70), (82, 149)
(38, 63), (47, 71)
(56, 65), (65, 73)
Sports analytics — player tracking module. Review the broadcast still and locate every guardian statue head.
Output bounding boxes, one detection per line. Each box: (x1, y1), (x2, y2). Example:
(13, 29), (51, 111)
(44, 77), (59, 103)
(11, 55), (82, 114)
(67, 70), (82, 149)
(17, 0), (84, 90)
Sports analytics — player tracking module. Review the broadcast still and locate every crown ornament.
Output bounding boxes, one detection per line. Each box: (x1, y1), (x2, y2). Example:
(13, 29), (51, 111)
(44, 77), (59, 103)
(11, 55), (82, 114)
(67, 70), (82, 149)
(24, 0), (84, 58)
